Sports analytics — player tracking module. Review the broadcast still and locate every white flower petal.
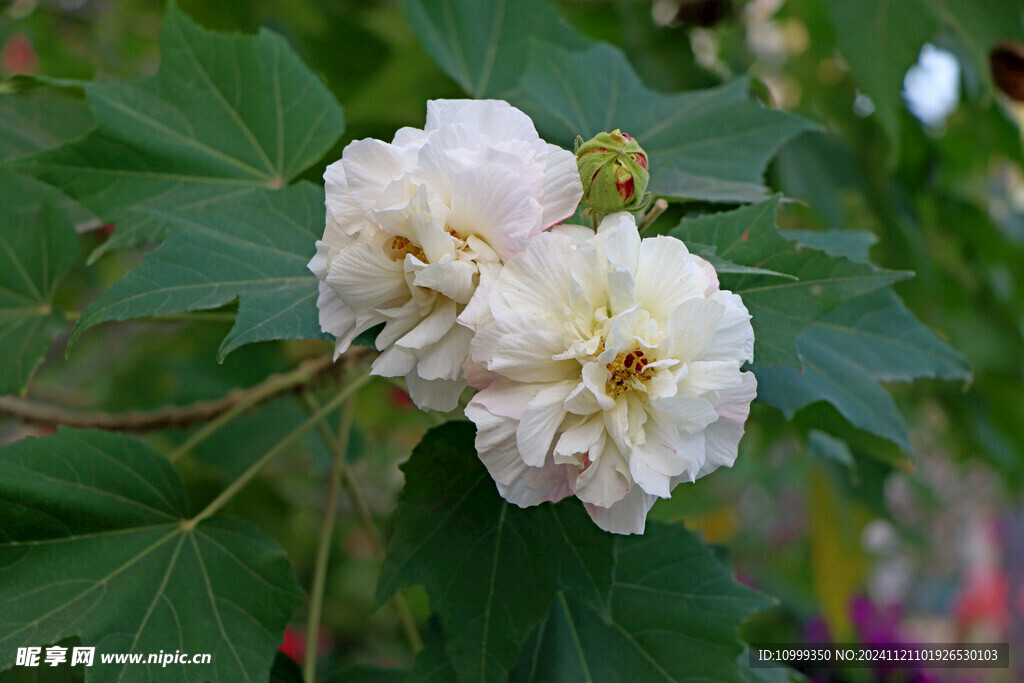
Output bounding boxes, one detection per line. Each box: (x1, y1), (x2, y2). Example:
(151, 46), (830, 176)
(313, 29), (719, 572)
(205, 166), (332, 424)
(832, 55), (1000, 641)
(585, 485), (658, 535)
(396, 298), (457, 351)
(516, 380), (577, 466)
(703, 290), (755, 364)
(414, 259), (478, 304)
(417, 323), (473, 381)
(539, 142), (585, 228)
(405, 373), (463, 412)
(573, 437), (630, 508)
(553, 415), (605, 462)
(447, 164), (544, 260)
(466, 400), (573, 507)
(698, 371), (757, 477)
(426, 100), (539, 144)
(677, 360), (744, 398)
(371, 345), (417, 377)
(636, 235), (704, 320)
(326, 243), (407, 310)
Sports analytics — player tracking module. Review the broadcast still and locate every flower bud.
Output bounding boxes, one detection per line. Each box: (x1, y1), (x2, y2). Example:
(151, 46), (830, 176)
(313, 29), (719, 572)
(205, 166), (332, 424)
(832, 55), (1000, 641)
(575, 129), (650, 214)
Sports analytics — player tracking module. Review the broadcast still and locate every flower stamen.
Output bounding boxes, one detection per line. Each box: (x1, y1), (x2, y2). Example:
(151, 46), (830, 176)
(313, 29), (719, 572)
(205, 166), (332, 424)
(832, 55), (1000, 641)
(388, 235), (425, 262)
(606, 347), (652, 397)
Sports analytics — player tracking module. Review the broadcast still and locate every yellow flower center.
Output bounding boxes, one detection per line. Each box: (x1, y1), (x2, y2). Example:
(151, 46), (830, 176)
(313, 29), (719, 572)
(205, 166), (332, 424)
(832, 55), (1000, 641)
(388, 235), (425, 262)
(606, 347), (652, 397)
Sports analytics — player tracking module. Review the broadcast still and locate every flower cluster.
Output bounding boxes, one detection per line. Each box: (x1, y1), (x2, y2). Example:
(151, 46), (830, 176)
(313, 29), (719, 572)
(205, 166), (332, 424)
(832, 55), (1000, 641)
(311, 100), (756, 534)
(309, 100), (582, 411)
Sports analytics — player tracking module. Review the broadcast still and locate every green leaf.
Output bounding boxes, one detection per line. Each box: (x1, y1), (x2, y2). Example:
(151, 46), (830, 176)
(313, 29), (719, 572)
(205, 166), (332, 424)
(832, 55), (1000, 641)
(0, 85), (94, 161)
(510, 522), (773, 682)
(69, 182), (326, 357)
(0, 428), (303, 683)
(778, 229), (877, 264)
(671, 200), (911, 366)
(377, 421), (615, 682)
(401, 0), (591, 99)
(14, 2), (344, 261)
(822, 0), (942, 152)
(686, 242), (799, 280)
(0, 175), (78, 395)
(755, 289), (970, 453)
(521, 43), (815, 203)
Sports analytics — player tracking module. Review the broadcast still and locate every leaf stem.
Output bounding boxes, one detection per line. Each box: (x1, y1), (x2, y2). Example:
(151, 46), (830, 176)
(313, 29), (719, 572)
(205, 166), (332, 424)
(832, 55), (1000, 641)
(63, 310), (240, 324)
(301, 392), (424, 656)
(183, 372), (371, 529)
(304, 395), (357, 683)
(1, 354), (336, 434)
(168, 356), (339, 461)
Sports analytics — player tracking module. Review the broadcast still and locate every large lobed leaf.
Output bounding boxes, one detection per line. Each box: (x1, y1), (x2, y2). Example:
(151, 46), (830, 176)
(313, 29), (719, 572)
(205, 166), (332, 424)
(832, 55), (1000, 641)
(0, 85), (94, 162)
(0, 85), (95, 394)
(381, 422), (773, 682)
(377, 421), (614, 682)
(14, 2), (344, 261)
(402, 0), (812, 204)
(0, 429), (303, 683)
(670, 199), (911, 367)
(520, 43), (815, 204)
(401, 0), (591, 99)
(70, 182), (328, 358)
(510, 523), (773, 683)
(0, 175), (78, 396)
(753, 229), (969, 455)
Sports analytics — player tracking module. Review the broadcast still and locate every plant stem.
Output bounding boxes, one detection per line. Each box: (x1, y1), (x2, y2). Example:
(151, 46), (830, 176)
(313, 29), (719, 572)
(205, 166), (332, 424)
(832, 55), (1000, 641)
(2, 355), (335, 433)
(304, 397), (356, 683)
(169, 356), (338, 461)
(63, 310), (239, 324)
(301, 393), (425, 656)
(182, 372), (371, 530)
(638, 198), (669, 234)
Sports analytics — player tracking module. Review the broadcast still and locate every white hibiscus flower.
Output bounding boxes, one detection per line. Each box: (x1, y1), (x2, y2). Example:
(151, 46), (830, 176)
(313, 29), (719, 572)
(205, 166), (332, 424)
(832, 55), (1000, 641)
(309, 100), (582, 411)
(465, 213), (756, 534)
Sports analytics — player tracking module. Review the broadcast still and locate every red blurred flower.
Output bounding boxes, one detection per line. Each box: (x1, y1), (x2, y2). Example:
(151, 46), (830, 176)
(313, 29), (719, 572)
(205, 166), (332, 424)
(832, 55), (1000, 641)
(2, 35), (38, 75)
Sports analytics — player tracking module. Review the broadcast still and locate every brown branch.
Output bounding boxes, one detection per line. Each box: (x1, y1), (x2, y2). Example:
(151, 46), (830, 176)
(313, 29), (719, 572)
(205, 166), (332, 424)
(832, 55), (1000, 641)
(0, 354), (342, 432)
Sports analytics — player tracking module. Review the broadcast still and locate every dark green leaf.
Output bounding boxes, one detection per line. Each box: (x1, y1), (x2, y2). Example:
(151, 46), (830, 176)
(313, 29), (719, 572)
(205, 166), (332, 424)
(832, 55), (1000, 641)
(521, 43), (814, 203)
(755, 289), (970, 453)
(0, 429), (303, 683)
(69, 182), (325, 357)
(14, 3), (344, 261)
(377, 422), (614, 682)
(401, 0), (591, 99)
(687, 242), (799, 280)
(0, 85), (94, 161)
(0, 175), (78, 395)
(778, 229), (876, 264)
(510, 522), (773, 682)
(671, 200), (911, 366)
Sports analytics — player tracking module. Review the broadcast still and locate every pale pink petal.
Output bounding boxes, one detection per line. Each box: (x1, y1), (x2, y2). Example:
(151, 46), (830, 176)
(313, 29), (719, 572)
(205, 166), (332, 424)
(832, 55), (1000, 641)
(697, 371), (756, 477)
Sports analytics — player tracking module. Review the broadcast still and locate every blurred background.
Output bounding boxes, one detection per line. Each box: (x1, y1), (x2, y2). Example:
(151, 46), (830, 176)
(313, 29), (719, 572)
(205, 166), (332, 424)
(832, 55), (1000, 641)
(2, 0), (1023, 681)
